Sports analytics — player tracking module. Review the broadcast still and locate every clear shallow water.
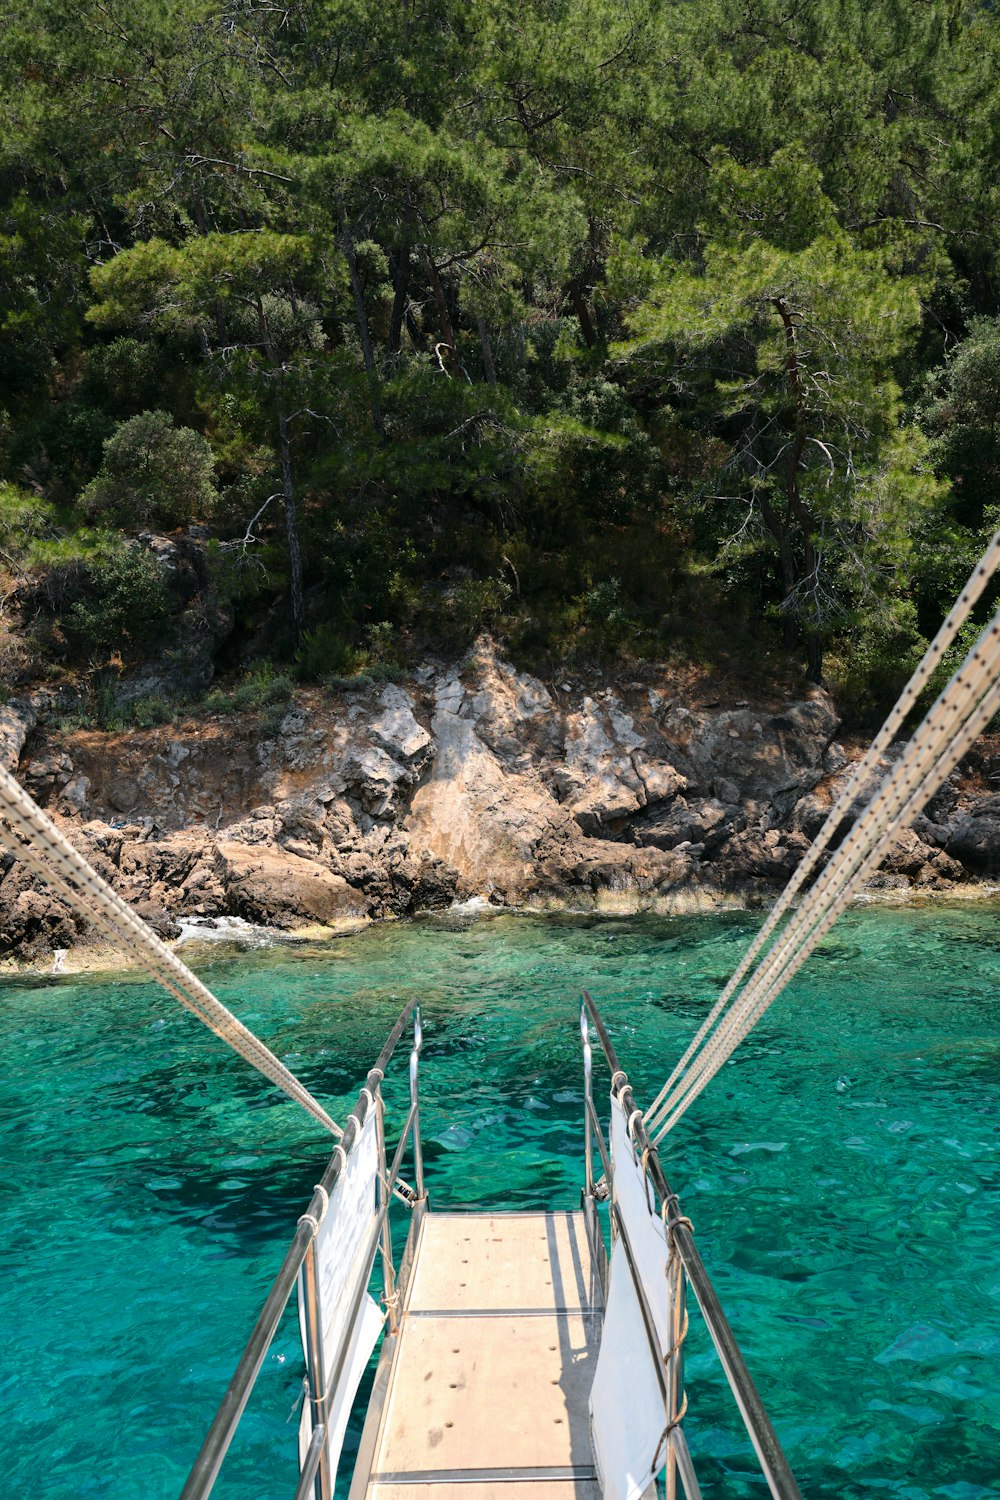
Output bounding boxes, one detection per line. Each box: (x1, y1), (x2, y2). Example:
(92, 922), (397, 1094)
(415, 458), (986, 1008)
(1, 905), (998, 1500)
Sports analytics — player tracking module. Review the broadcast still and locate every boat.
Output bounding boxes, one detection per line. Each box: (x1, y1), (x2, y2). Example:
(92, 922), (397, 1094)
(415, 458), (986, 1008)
(4, 533), (1000, 1500)
(178, 990), (798, 1500)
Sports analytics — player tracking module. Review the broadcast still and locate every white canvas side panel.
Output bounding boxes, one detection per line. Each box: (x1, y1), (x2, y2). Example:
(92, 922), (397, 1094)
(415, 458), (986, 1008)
(588, 1241), (665, 1500)
(297, 1109), (383, 1488)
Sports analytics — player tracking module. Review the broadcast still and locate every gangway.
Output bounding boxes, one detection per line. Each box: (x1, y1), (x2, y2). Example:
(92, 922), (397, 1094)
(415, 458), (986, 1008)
(351, 1209), (603, 1498)
(179, 995), (800, 1500)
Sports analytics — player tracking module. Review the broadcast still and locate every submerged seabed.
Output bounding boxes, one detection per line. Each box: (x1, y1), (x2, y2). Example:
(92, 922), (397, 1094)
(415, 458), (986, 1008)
(1, 906), (998, 1500)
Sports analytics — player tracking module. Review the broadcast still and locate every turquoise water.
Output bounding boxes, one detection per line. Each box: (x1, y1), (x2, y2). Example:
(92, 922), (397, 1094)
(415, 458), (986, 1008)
(1, 905), (998, 1499)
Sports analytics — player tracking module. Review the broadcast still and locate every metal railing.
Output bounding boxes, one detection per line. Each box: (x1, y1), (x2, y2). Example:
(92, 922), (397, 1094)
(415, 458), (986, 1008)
(180, 999), (426, 1500)
(580, 989), (803, 1500)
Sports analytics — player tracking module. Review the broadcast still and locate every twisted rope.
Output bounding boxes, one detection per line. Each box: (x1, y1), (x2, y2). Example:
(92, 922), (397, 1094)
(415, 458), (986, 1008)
(647, 534), (1000, 1140)
(0, 764), (341, 1136)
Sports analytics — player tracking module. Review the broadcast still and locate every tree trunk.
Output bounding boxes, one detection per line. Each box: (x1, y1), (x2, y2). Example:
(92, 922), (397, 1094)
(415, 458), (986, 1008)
(403, 305), (427, 350)
(253, 294), (306, 644)
(388, 243), (411, 356)
(424, 247), (463, 374)
(568, 279), (597, 349)
(277, 404), (305, 645)
(772, 296), (825, 681)
(805, 628), (823, 684)
(758, 491), (797, 651)
(475, 311), (498, 387)
(339, 206), (386, 437)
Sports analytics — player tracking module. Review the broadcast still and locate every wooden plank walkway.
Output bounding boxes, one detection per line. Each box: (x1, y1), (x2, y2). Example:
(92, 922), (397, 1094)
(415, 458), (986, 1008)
(352, 1210), (604, 1498)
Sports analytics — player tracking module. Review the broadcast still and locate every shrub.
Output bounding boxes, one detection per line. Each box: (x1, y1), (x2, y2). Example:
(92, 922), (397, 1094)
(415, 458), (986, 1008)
(0, 481), (56, 556)
(202, 662), (294, 716)
(295, 622), (366, 681)
(130, 694), (175, 728)
(63, 543), (173, 663)
(79, 410), (217, 530)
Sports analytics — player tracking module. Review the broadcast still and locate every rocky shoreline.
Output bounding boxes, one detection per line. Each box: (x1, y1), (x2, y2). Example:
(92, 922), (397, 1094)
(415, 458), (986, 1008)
(3, 641), (1000, 968)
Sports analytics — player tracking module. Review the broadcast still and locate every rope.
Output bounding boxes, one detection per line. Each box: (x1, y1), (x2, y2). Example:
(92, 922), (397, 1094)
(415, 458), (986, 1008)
(644, 529), (1000, 1130)
(648, 552), (1000, 1138)
(659, 654), (1000, 1124)
(0, 764), (341, 1137)
(652, 620), (1000, 1137)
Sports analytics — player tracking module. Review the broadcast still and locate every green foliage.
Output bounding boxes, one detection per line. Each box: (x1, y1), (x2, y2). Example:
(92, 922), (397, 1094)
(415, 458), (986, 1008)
(0, 481), (56, 555)
(295, 620), (405, 685)
(920, 317), (1000, 533)
(2, 0), (1000, 700)
(77, 339), (177, 420)
(62, 543), (173, 665)
(295, 623), (367, 682)
(620, 231), (942, 677)
(202, 663), (295, 716)
(87, 233), (321, 342)
(79, 411), (218, 531)
(128, 694), (175, 729)
(432, 576), (513, 651)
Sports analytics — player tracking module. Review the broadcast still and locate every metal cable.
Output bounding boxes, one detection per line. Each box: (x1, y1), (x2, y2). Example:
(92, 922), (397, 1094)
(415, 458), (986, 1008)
(644, 530), (1000, 1129)
(0, 765), (341, 1136)
(649, 595), (1000, 1139)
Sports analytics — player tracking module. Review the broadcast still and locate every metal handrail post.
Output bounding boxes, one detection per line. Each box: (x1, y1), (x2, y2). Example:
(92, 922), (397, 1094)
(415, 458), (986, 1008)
(664, 1239), (684, 1500)
(373, 1084), (398, 1334)
(580, 1003), (594, 1198)
(581, 990), (802, 1500)
(409, 1006), (426, 1202)
(293, 1421), (327, 1500)
(180, 998), (418, 1500)
(301, 1239), (333, 1500)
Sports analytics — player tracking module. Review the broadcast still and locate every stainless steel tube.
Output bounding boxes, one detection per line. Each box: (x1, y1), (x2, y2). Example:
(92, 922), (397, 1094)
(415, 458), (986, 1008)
(374, 1086), (397, 1334)
(301, 1239), (332, 1500)
(180, 999), (418, 1500)
(409, 1005), (426, 1202)
(581, 1002), (594, 1196)
(293, 1423), (327, 1500)
(585, 1096), (613, 1187)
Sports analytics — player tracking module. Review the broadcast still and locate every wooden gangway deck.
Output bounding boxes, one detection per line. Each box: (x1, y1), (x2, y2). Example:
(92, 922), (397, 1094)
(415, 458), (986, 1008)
(350, 1210), (605, 1499)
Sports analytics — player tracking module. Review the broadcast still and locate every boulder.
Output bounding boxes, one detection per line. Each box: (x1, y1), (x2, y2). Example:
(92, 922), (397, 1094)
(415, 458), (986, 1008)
(553, 696), (685, 833)
(407, 683), (565, 897)
(664, 692), (839, 804)
(369, 686), (433, 762)
(214, 842), (369, 928)
(0, 698), (36, 773)
(945, 798), (1000, 874)
(0, 857), (89, 961)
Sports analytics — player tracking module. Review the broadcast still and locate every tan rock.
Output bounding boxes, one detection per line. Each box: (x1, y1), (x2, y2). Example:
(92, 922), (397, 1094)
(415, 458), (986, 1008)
(214, 842), (369, 928)
(407, 688), (564, 895)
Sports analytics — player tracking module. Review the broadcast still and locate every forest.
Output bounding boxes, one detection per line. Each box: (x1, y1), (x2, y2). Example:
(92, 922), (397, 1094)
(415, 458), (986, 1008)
(3, 0), (1000, 720)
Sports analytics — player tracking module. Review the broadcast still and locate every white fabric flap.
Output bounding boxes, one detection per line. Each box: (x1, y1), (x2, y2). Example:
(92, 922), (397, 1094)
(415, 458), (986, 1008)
(588, 1093), (671, 1500)
(610, 1094), (669, 1355)
(297, 1107), (382, 1489)
(298, 1292), (382, 1478)
(589, 1240), (666, 1500)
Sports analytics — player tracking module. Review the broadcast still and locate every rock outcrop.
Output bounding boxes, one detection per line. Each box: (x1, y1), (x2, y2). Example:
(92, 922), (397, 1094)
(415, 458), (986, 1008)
(2, 639), (999, 962)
